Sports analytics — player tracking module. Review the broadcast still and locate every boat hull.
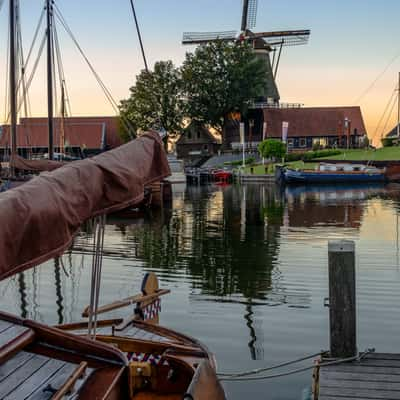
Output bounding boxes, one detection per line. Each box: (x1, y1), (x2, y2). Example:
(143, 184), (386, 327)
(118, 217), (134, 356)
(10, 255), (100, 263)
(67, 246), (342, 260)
(283, 169), (386, 184)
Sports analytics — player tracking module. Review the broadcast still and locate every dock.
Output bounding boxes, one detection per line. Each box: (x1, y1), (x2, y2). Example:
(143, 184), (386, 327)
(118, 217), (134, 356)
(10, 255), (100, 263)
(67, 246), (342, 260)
(316, 352), (400, 400)
(313, 241), (400, 400)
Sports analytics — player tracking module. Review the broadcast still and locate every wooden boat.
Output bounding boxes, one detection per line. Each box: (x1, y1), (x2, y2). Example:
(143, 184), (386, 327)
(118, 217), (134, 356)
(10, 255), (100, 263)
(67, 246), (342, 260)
(0, 311), (127, 399)
(58, 272), (225, 400)
(0, 132), (225, 399)
(279, 163), (386, 184)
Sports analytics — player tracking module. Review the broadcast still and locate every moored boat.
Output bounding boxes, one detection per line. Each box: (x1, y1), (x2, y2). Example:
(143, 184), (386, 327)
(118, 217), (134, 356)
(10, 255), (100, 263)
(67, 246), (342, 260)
(0, 132), (226, 399)
(279, 163), (386, 184)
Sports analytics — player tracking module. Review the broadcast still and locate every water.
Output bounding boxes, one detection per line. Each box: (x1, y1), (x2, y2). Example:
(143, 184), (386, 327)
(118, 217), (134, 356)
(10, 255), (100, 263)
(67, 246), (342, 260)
(1, 182), (400, 399)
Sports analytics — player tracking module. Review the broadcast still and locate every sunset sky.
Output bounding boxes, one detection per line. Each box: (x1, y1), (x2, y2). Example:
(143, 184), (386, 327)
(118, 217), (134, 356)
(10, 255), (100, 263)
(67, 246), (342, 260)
(0, 0), (400, 144)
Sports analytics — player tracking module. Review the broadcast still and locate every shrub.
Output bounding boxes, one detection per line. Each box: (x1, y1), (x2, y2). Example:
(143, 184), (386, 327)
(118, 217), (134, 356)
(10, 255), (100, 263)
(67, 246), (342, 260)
(382, 137), (395, 147)
(258, 139), (286, 160)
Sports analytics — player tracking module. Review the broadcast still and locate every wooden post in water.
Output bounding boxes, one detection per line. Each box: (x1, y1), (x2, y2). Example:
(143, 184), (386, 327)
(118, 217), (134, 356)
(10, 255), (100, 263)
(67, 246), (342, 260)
(328, 240), (356, 358)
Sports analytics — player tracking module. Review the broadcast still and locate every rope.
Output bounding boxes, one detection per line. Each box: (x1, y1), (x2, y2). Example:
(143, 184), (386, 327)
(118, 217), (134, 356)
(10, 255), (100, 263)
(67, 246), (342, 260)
(353, 50), (400, 104)
(371, 84), (397, 144)
(53, 5), (135, 138)
(218, 351), (323, 377)
(87, 215), (106, 339)
(218, 348), (374, 382)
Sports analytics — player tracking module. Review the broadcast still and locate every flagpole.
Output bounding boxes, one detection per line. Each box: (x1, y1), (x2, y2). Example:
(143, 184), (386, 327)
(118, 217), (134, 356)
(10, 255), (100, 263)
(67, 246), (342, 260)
(240, 122), (245, 168)
(262, 122), (267, 165)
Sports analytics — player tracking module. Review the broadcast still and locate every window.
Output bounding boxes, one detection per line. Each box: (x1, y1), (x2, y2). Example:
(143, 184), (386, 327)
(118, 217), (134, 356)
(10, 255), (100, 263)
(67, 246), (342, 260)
(287, 139), (294, 149)
(299, 138), (307, 147)
(197, 131), (201, 139)
(187, 131), (192, 139)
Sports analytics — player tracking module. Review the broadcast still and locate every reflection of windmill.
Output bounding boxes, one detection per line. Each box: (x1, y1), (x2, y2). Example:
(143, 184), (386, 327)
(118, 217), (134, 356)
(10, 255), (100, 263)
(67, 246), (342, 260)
(182, 0), (310, 104)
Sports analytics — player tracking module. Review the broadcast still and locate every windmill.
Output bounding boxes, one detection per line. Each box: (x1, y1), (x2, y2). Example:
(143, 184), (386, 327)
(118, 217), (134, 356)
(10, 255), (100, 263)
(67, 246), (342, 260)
(182, 0), (310, 105)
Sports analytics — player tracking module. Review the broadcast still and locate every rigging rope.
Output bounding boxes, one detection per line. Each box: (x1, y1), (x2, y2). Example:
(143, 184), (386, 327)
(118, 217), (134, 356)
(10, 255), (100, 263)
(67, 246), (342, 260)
(379, 90), (398, 140)
(53, 21), (71, 116)
(53, 5), (135, 138)
(353, 51), (400, 104)
(87, 215), (106, 339)
(371, 84), (397, 143)
(218, 349), (374, 382)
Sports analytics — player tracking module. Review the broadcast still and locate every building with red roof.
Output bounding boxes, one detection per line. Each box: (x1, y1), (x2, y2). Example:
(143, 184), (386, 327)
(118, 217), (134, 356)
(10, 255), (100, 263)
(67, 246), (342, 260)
(223, 106), (367, 151)
(0, 116), (123, 159)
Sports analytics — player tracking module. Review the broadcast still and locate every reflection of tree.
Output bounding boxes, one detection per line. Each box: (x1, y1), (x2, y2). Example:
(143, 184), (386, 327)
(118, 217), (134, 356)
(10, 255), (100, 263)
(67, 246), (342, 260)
(128, 184), (284, 300)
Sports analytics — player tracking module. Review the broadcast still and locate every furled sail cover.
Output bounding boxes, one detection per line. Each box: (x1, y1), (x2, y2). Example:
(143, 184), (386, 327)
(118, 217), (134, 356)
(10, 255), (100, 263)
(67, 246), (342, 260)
(0, 131), (170, 281)
(10, 154), (65, 172)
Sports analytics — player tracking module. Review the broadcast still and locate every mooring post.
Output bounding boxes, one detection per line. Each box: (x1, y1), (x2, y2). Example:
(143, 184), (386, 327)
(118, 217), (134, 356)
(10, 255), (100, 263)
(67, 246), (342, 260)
(328, 240), (356, 358)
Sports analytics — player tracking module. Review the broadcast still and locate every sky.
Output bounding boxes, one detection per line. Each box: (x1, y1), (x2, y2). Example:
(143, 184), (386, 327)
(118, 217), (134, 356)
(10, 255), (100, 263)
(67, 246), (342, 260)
(1, 0), (400, 144)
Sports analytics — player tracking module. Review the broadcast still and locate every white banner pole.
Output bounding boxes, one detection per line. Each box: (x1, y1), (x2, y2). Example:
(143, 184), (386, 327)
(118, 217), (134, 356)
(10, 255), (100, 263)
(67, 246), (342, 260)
(240, 122), (245, 168)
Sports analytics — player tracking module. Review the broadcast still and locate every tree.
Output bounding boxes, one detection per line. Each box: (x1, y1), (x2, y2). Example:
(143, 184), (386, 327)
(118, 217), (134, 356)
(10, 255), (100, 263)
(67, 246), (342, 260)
(258, 139), (287, 160)
(119, 61), (184, 145)
(181, 41), (267, 132)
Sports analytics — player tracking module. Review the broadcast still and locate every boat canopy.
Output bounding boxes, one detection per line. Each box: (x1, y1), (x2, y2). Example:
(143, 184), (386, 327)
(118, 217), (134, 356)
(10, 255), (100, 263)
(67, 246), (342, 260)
(10, 154), (65, 172)
(0, 131), (170, 281)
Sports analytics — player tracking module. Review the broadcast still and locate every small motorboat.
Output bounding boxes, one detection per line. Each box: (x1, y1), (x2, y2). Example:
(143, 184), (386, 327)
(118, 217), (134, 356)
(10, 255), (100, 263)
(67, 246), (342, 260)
(279, 163), (386, 184)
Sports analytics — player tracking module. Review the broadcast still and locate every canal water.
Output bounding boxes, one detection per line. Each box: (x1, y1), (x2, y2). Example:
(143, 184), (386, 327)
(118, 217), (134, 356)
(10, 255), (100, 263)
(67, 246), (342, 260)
(1, 182), (400, 399)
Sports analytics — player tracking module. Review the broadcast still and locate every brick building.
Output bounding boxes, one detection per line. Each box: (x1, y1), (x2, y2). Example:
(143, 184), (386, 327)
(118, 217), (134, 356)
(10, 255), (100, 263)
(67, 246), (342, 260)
(0, 116), (123, 159)
(223, 106), (367, 151)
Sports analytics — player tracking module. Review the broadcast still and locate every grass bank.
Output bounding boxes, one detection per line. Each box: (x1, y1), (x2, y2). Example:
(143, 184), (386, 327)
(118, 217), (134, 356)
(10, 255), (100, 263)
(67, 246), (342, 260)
(316, 147), (400, 161)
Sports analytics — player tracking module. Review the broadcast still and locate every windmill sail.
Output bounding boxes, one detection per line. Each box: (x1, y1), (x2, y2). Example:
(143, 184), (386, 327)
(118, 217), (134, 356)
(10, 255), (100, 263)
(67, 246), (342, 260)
(246, 0), (258, 30)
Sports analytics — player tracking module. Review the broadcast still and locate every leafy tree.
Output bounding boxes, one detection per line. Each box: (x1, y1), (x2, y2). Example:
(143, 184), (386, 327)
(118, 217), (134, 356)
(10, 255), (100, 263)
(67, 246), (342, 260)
(119, 61), (184, 145)
(181, 41), (267, 132)
(258, 139), (287, 160)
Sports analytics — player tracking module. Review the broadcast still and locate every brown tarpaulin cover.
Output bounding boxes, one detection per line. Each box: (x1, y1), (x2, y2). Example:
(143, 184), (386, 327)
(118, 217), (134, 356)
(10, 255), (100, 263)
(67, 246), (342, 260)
(0, 131), (170, 281)
(10, 154), (65, 172)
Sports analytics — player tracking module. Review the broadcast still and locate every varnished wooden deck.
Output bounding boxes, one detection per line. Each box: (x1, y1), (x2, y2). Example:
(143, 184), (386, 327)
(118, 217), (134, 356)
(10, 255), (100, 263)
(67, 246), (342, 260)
(318, 353), (400, 400)
(0, 319), (93, 400)
(70, 324), (174, 343)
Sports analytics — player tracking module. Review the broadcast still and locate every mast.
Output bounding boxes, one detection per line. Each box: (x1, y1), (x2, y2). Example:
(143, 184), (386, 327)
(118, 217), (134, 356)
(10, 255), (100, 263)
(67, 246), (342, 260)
(129, 0), (148, 72)
(241, 0), (249, 32)
(9, 0), (17, 160)
(46, 0), (54, 160)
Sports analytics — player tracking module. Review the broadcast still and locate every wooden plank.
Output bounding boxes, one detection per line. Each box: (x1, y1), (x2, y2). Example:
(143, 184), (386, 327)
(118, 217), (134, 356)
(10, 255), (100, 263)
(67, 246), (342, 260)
(320, 397), (391, 400)
(366, 354), (400, 361)
(82, 289), (170, 317)
(0, 354), (49, 397)
(323, 365), (400, 375)
(0, 321), (13, 334)
(4, 359), (66, 400)
(320, 378), (400, 391)
(321, 370), (400, 383)
(332, 359), (400, 368)
(51, 362), (87, 400)
(0, 352), (35, 382)
(0, 325), (29, 349)
(25, 363), (78, 400)
(319, 386), (400, 399)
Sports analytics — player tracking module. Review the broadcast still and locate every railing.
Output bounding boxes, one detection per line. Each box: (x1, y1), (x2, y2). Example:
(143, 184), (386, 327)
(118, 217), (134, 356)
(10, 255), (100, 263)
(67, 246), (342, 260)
(250, 102), (303, 109)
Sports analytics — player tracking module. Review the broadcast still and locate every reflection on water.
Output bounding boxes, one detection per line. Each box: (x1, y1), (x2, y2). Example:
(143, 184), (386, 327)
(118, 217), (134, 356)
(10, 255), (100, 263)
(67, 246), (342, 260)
(1, 182), (400, 399)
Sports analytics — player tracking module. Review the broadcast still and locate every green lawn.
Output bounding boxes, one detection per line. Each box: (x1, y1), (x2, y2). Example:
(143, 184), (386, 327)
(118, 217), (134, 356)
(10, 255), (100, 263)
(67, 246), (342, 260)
(241, 147), (400, 175)
(243, 161), (317, 175)
(316, 147), (400, 161)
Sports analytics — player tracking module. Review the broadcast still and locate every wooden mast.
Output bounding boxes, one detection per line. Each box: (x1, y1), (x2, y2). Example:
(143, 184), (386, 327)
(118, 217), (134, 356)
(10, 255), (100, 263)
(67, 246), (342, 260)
(46, 0), (54, 160)
(9, 0), (17, 162)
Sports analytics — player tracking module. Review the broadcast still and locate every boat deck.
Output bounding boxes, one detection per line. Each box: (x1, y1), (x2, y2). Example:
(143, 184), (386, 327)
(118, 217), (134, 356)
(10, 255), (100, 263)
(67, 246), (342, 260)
(317, 353), (400, 400)
(69, 324), (175, 343)
(0, 318), (93, 400)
